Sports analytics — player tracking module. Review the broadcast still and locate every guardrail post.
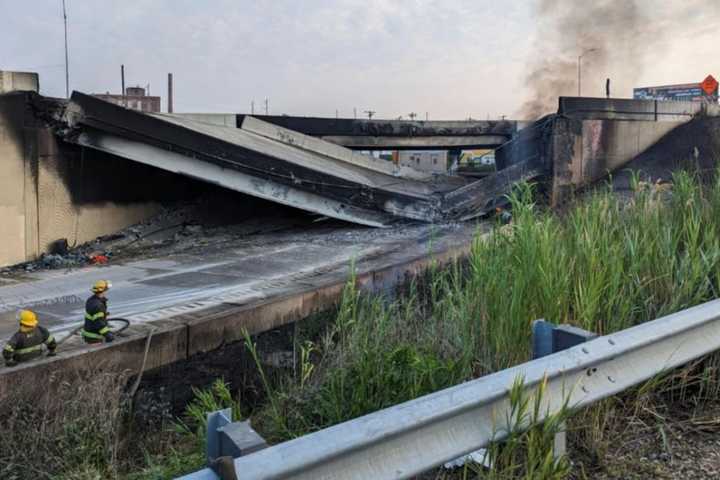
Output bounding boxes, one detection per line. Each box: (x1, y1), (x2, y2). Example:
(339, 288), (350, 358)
(176, 409), (269, 480)
(532, 320), (597, 458)
(207, 409), (268, 461)
(206, 408), (233, 463)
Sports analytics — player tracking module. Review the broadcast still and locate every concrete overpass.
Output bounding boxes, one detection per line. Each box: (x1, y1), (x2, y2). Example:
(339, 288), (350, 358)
(176, 113), (518, 150)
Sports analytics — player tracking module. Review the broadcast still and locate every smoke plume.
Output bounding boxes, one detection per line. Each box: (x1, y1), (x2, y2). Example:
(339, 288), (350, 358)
(520, 0), (720, 119)
(519, 0), (645, 119)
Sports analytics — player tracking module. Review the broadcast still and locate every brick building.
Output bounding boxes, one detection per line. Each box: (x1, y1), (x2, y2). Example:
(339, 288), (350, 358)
(93, 86), (161, 112)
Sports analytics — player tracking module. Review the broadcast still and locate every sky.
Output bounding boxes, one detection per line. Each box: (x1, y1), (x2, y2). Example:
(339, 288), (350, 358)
(2, 0), (719, 119)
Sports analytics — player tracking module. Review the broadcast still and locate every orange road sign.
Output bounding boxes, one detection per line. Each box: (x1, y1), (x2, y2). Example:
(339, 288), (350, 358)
(701, 75), (718, 96)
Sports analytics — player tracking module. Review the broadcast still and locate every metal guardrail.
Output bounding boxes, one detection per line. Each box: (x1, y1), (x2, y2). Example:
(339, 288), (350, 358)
(179, 298), (720, 480)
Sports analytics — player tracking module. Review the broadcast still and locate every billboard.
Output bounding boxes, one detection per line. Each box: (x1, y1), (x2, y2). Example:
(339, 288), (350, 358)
(634, 75), (718, 103)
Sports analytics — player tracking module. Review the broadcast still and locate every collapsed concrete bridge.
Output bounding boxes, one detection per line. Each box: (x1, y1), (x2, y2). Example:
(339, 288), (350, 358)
(2, 86), (720, 404)
(1, 87), (718, 270)
(59, 92), (540, 228)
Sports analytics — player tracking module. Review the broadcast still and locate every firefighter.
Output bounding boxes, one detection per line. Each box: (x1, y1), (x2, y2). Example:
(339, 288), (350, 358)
(82, 280), (114, 343)
(2, 310), (57, 366)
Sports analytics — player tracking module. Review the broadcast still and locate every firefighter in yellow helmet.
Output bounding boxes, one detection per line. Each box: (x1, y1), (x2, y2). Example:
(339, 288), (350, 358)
(82, 280), (114, 343)
(2, 310), (57, 366)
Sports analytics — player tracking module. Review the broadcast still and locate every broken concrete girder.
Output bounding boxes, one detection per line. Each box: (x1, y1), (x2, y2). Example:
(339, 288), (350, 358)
(233, 114), (517, 150)
(58, 92), (557, 227)
(63, 92), (462, 226)
(236, 115), (436, 181)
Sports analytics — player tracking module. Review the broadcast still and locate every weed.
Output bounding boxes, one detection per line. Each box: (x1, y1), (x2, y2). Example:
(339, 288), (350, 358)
(473, 375), (572, 480)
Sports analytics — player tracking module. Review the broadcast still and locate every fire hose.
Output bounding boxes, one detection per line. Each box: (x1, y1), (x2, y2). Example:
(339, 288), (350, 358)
(56, 317), (131, 346)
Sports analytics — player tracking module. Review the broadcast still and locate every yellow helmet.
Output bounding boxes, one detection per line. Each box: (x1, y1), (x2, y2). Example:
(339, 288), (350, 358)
(91, 280), (112, 294)
(17, 310), (38, 328)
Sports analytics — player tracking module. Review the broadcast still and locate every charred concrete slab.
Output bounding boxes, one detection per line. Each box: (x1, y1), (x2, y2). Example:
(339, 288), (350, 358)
(495, 115), (556, 170)
(63, 92), (494, 226)
(441, 159), (546, 220)
(0, 222), (479, 404)
(238, 115), (438, 181)
(234, 114), (516, 150)
(58, 92), (538, 227)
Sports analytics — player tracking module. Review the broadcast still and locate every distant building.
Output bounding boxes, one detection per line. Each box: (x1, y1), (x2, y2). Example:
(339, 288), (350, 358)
(460, 149), (495, 167)
(93, 86), (161, 112)
(0, 70), (39, 93)
(397, 150), (449, 174)
(633, 75), (718, 103)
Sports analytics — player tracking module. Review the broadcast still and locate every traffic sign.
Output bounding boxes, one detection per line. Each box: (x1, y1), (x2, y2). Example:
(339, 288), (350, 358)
(701, 75), (718, 96)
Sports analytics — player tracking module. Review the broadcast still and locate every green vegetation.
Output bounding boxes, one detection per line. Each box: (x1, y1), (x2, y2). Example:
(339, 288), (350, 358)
(4, 170), (720, 479)
(474, 376), (572, 480)
(252, 171), (720, 444)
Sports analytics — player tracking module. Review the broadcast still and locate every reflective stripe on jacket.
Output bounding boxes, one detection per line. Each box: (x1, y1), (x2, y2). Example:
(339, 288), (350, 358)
(2, 325), (55, 362)
(84, 295), (110, 337)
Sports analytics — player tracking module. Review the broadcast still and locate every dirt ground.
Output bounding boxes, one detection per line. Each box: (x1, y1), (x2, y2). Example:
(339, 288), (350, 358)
(570, 397), (720, 480)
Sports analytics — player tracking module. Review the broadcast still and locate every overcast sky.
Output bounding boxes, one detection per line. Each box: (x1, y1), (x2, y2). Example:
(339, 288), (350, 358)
(2, 0), (719, 119)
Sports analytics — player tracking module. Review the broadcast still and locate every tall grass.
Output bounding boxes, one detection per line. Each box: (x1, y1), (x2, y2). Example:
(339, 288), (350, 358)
(11, 169), (720, 479)
(474, 375), (572, 480)
(0, 369), (130, 479)
(251, 170), (720, 464)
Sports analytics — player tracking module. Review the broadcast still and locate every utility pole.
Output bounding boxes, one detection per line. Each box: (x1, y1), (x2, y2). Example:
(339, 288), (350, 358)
(353, 107), (357, 119)
(264, 98), (269, 115)
(335, 109), (338, 119)
(251, 100), (255, 114)
(121, 64), (126, 107)
(62, 0), (70, 98)
(425, 112), (428, 121)
(167, 73), (173, 113)
(364, 110), (375, 119)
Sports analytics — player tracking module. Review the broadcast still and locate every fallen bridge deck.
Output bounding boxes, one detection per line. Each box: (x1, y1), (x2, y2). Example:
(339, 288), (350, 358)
(0, 221), (481, 401)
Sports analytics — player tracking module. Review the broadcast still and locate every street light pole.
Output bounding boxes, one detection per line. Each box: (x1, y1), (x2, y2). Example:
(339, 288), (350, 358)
(577, 55), (582, 97)
(577, 48), (598, 97)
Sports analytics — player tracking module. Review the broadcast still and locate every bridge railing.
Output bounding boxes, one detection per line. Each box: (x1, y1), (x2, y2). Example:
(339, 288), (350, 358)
(178, 298), (720, 480)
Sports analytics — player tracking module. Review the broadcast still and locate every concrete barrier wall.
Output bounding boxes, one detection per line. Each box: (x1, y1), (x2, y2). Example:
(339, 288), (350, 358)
(34, 129), (164, 253)
(0, 92), (177, 267)
(579, 120), (684, 182)
(558, 97), (719, 121)
(0, 93), (31, 266)
(0, 240), (473, 403)
(551, 117), (685, 204)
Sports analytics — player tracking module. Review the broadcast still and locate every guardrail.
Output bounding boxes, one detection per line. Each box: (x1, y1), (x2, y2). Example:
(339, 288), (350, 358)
(179, 298), (720, 480)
